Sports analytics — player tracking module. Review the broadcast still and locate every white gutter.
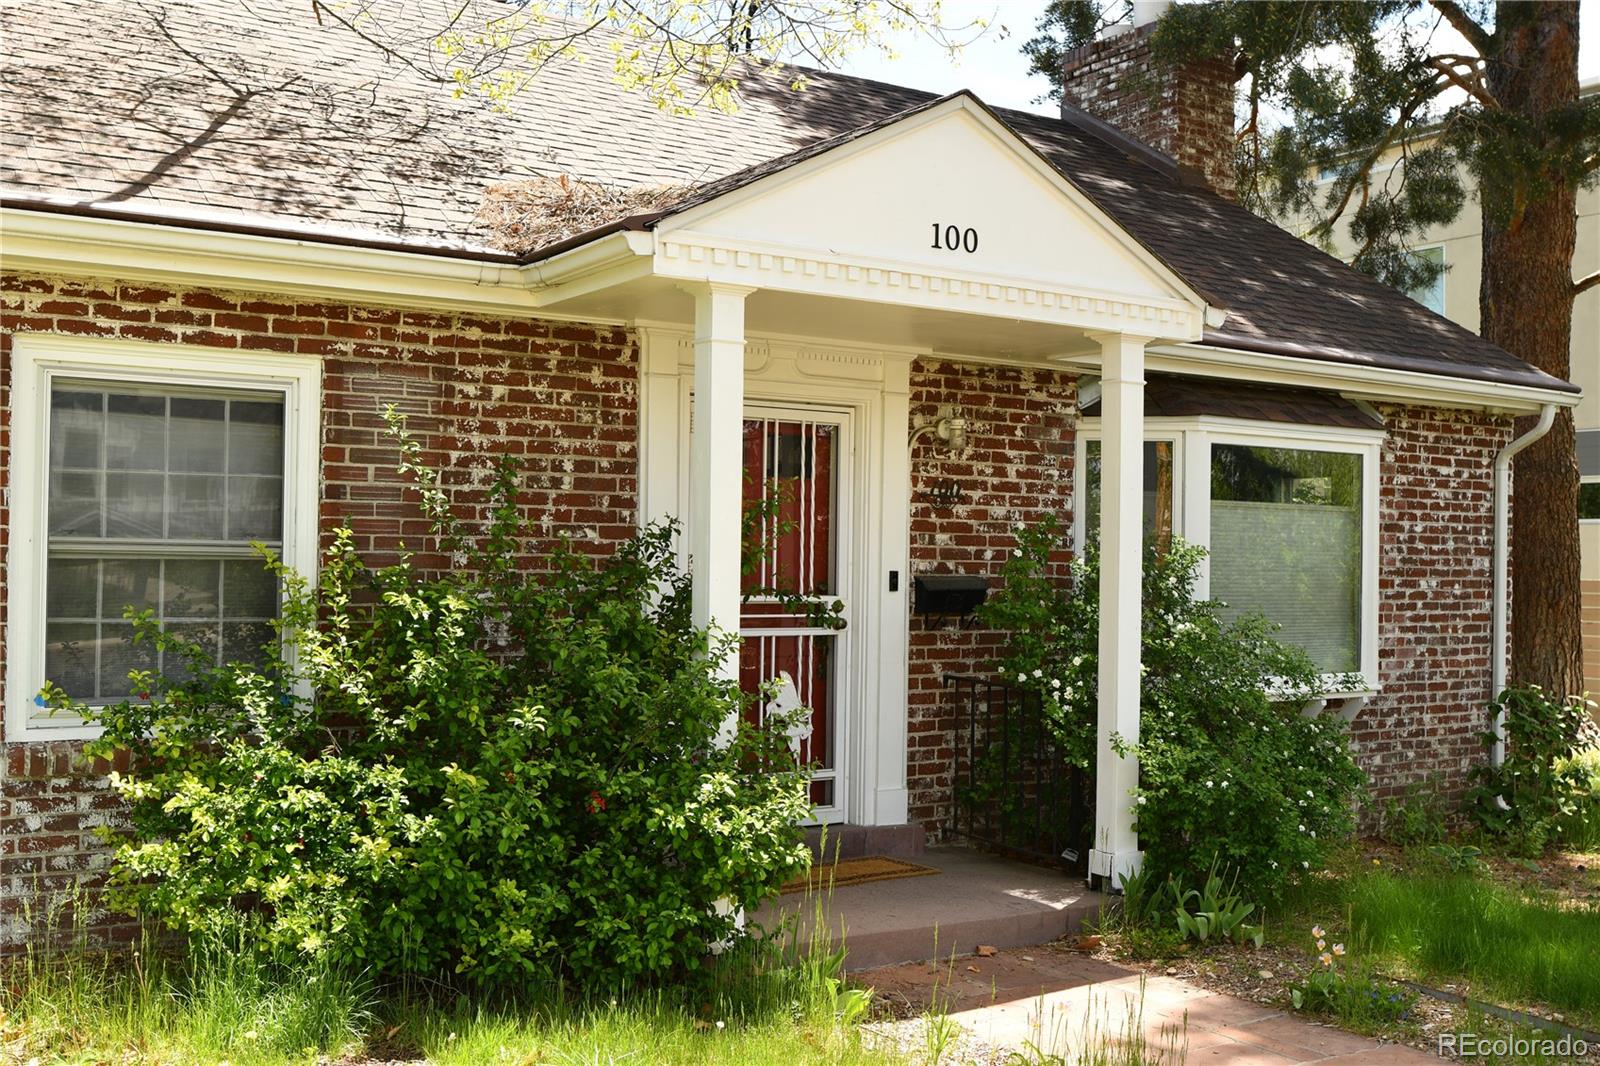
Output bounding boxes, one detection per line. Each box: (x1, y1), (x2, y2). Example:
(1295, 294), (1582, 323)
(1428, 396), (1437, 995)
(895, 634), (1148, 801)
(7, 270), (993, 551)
(1147, 341), (1581, 416)
(1490, 402), (1558, 766)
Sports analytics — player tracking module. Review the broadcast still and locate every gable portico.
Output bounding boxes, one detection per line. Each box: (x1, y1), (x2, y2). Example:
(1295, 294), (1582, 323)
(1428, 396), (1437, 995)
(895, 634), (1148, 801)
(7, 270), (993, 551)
(517, 93), (1214, 881)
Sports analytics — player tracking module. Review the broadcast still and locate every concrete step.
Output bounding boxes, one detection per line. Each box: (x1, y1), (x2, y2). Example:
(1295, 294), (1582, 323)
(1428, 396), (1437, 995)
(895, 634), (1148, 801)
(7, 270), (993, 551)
(804, 823), (925, 861)
(757, 846), (1105, 971)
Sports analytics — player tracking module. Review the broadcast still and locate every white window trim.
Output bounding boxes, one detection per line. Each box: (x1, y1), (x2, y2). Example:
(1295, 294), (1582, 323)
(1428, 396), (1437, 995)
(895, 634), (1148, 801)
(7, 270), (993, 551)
(5, 334), (321, 741)
(1075, 416), (1383, 694)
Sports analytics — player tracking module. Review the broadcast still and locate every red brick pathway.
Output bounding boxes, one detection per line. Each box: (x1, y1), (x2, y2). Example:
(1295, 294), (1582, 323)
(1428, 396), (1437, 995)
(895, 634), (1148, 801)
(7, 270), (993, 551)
(857, 945), (1440, 1064)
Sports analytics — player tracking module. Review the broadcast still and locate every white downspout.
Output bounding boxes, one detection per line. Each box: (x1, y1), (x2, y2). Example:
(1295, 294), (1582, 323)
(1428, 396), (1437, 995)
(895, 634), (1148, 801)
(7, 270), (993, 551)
(1490, 403), (1557, 766)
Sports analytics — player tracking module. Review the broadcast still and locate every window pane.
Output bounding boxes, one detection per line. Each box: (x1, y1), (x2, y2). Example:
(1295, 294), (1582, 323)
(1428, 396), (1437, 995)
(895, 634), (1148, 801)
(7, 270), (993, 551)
(229, 477), (284, 540)
(49, 470), (102, 536)
(164, 559), (222, 619)
(45, 622), (97, 699)
(1210, 445), (1363, 673)
(229, 400), (285, 475)
(104, 472), (166, 537)
(46, 558), (100, 618)
(223, 621), (276, 667)
(169, 397), (226, 473)
(1082, 440), (1174, 547)
(101, 559), (161, 618)
(1404, 246), (1445, 314)
(167, 474), (227, 539)
(224, 559), (279, 617)
(50, 390), (103, 469)
(163, 622), (220, 683)
(105, 393), (166, 471)
(100, 622), (156, 698)
(1580, 482), (1600, 521)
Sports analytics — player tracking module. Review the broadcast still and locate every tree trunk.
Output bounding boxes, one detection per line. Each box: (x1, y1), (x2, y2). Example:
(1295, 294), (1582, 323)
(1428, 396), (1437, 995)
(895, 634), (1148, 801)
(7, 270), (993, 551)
(1481, 1), (1583, 699)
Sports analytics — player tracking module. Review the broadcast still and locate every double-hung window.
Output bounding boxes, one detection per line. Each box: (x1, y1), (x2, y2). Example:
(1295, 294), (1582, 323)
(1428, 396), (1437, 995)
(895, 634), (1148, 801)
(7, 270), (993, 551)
(1075, 418), (1381, 691)
(6, 336), (320, 740)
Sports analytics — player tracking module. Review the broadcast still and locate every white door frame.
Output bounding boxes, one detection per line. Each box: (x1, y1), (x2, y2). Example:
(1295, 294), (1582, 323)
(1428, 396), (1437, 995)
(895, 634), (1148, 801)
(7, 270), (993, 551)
(639, 326), (914, 827)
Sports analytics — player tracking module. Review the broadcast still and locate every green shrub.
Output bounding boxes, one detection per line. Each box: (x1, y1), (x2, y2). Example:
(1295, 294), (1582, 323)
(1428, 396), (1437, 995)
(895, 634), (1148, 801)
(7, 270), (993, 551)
(1553, 745), (1600, 850)
(66, 414), (811, 990)
(1463, 686), (1592, 855)
(980, 520), (1365, 897)
(1377, 775), (1450, 846)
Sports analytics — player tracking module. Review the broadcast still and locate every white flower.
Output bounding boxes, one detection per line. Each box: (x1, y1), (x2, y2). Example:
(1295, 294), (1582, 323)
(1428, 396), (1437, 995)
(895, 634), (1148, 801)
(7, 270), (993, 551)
(1033, 668), (1043, 678)
(1299, 824), (1306, 832)
(1136, 795), (1147, 805)
(1050, 677), (1062, 689)
(1205, 780), (1214, 788)
(1018, 673), (1029, 684)
(716, 1021), (726, 1030)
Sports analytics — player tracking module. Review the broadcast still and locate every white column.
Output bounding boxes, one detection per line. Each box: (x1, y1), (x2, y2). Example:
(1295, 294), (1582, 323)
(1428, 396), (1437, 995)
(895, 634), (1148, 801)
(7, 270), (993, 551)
(688, 284), (753, 686)
(1089, 331), (1149, 887)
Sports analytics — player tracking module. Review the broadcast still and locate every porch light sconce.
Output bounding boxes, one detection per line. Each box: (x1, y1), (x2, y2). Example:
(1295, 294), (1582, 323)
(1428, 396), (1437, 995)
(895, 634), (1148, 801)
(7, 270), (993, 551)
(908, 412), (968, 454)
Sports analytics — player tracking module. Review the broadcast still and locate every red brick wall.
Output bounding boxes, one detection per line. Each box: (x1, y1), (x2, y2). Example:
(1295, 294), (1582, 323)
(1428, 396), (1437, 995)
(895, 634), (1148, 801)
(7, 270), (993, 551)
(0, 271), (1519, 943)
(905, 361), (1077, 834)
(0, 272), (638, 945)
(1356, 404), (1513, 806)
(1059, 24), (1237, 200)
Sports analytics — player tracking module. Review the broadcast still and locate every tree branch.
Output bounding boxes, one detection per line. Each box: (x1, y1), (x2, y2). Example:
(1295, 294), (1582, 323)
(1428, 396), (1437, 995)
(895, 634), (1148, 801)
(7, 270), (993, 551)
(1576, 271), (1600, 297)
(1428, 0), (1492, 58)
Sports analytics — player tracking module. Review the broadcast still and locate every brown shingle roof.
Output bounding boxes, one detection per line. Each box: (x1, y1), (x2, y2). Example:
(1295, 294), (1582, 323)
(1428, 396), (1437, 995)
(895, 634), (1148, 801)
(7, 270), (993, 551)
(0, 0), (1576, 394)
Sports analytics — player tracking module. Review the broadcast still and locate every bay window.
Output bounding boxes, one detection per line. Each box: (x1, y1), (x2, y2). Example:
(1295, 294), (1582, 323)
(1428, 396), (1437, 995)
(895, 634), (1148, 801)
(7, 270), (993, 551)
(1076, 418), (1380, 690)
(6, 336), (320, 739)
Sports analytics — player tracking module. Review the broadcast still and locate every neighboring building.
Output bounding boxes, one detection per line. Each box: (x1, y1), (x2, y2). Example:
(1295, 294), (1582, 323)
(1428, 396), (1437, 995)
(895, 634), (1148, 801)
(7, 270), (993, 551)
(0, 2), (1581, 943)
(1300, 77), (1600, 696)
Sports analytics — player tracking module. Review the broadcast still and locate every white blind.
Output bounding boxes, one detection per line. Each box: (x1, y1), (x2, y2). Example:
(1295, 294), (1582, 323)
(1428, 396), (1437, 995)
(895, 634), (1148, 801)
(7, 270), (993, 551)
(1210, 500), (1361, 673)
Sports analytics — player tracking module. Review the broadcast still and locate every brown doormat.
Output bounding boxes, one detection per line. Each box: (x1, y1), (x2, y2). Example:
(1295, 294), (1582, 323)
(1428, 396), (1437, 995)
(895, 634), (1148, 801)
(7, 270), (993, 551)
(780, 856), (939, 894)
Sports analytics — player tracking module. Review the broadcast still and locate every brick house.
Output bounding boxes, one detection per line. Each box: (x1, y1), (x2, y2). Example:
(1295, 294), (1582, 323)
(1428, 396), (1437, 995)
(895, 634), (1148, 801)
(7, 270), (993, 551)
(0, 2), (1582, 943)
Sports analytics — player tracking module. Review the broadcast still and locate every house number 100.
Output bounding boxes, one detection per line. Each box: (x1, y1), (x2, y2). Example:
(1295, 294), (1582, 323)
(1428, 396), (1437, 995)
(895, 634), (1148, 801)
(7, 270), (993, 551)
(931, 223), (979, 253)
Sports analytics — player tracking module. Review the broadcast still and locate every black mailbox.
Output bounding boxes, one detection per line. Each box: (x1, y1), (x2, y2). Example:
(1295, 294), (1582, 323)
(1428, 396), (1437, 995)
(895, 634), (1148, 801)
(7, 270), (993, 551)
(912, 574), (989, 617)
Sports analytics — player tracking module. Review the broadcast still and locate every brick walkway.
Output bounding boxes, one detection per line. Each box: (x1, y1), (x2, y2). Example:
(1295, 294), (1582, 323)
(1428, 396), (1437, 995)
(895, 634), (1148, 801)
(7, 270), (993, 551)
(857, 945), (1439, 1064)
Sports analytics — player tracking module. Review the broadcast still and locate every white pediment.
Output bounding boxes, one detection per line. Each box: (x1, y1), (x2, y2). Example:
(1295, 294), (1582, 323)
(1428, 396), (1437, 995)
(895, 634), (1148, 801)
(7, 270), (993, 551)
(650, 94), (1207, 338)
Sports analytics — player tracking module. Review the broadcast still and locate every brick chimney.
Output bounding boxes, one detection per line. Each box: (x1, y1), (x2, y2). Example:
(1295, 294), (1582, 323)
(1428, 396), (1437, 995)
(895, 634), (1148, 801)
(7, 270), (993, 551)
(1059, 2), (1237, 199)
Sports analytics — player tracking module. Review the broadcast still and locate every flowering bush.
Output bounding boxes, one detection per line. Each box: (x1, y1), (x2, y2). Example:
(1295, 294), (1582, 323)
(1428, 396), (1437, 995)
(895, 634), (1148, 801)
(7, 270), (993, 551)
(67, 415), (811, 989)
(980, 520), (1365, 896)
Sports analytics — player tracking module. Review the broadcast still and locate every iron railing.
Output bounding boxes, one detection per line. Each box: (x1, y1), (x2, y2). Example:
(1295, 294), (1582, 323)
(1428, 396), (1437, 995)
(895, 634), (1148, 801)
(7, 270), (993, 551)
(943, 673), (1092, 872)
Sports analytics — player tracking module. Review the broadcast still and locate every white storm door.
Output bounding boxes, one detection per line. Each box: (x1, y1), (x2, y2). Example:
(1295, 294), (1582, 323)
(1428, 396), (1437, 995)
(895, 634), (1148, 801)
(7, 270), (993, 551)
(738, 405), (853, 825)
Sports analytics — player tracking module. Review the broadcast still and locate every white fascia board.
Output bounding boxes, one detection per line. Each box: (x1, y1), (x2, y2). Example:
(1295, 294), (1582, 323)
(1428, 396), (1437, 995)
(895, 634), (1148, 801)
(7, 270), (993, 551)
(1146, 341), (1582, 414)
(0, 207), (650, 320)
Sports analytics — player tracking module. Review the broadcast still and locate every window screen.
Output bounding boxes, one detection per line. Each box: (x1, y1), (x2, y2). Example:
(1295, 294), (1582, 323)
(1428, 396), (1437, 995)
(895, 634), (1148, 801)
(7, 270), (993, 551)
(44, 383), (284, 703)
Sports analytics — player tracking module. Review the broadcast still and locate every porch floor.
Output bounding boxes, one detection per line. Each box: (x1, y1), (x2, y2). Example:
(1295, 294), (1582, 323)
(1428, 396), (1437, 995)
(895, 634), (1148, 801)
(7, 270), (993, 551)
(754, 845), (1104, 971)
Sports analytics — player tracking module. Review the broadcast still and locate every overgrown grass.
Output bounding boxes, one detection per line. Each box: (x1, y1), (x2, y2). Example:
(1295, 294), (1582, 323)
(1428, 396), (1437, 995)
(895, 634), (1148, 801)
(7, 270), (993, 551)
(1273, 853), (1600, 1028)
(3, 913), (917, 1066)
(1345, 870), (1600, 1020)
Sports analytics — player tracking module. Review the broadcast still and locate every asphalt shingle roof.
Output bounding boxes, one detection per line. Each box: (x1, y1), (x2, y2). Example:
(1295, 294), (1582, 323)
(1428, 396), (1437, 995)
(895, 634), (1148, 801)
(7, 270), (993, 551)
(0, 0), (1576, 393)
